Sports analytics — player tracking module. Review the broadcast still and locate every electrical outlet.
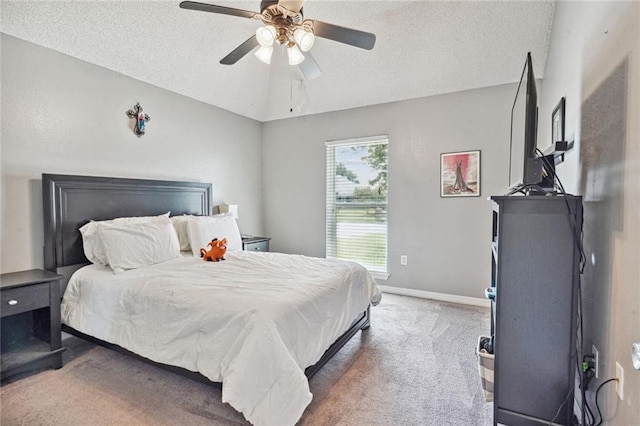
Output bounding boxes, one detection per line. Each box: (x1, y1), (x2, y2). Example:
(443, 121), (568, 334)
(616, 361), (624, 400)
(592, 345), (599, 378)
(400, 255), (408, 266)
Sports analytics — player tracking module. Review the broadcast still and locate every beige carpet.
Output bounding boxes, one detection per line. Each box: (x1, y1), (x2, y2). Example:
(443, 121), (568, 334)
(0, 293), (493, 425)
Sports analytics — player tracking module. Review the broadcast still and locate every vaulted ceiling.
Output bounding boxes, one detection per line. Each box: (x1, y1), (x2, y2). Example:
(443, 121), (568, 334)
(1, 1), (555, 122)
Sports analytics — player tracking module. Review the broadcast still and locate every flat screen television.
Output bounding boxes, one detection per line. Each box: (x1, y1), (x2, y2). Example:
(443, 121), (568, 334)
(508, 52), (545, 193)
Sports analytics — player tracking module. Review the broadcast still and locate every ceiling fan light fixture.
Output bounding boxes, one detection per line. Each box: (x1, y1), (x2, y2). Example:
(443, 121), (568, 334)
(254, 45), (274, 64)
(255, 25), (276, 46)
(293, 28), (315, 52)
(287, 44), (305, 65)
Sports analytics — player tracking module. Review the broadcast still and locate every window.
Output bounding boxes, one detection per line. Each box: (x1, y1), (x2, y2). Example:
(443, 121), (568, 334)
(326, 136), (388, 277)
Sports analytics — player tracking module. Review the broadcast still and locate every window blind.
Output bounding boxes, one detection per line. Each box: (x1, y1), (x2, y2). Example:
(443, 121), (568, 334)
(326, 136), (388, 274)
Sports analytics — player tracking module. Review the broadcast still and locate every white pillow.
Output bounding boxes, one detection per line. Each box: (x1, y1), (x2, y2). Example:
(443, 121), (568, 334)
(98, 218), (180, 273)
(187, 214), (242, 256)
(79, 213), (170, 265)
(170, 215), (192, 252)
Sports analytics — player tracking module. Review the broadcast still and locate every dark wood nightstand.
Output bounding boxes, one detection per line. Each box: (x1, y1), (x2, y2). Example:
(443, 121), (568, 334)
(1, 269), (65, 381)
(242, 236), (271, 252)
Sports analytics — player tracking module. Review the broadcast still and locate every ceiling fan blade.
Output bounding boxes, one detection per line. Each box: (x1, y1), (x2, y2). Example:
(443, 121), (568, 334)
(310, 20), (376, 50)
(278, 0), (305, 13)
(179, 1), (259, 19)
(220, 36), (260, 65)
(299, 51), (321, 80)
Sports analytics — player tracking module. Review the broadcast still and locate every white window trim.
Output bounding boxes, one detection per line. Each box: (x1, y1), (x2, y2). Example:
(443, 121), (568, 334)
(325, 135), (389, 275)
(326, 135), (389, 148)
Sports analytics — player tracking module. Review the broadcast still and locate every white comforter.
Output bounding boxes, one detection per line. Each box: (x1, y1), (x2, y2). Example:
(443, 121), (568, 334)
(61, 250), (381, 425)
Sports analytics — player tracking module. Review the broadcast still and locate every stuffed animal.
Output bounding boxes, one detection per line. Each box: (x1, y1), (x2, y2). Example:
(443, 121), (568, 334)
(200, 238), (227, 262)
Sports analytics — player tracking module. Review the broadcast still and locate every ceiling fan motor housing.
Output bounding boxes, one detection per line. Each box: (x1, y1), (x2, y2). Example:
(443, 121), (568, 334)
(260, 1), (278, 13)
(259, 0), (307, 47)
(261, 1), (303, 22)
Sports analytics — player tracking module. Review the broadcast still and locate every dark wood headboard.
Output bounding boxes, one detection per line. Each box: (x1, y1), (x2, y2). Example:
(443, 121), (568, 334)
(42, 174), (212, 273)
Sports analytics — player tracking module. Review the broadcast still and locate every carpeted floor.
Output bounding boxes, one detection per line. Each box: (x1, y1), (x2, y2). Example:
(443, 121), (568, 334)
(0, 293), (493, 425)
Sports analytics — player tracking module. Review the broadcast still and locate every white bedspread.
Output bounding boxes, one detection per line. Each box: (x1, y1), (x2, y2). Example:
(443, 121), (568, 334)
(61, 250), (381, 425)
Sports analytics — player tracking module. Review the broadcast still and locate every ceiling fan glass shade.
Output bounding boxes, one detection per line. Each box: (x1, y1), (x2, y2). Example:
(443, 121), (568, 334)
(287, 44), (305, 65)
(255, 45), (274, 64)
(293, 28), (315, 52)
(256, 25), (277, 46)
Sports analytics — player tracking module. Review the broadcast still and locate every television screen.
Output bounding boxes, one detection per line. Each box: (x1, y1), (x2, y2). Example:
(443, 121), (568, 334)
(508, 52), (542, 192)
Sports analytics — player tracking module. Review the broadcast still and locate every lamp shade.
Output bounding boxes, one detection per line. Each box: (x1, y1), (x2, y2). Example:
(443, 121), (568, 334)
(254, 45), (274, 64)
(256, 25), (276, 46)
(287, 44), (305, 65)
(293, 28), (315, 52)
(217, 204), (239, 220)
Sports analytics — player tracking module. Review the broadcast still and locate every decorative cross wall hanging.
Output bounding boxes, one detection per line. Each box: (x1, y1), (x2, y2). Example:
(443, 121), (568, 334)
(126, 102), (150, 137)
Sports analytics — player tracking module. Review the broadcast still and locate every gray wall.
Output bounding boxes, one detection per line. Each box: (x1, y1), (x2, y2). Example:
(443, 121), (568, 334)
(262, 84), (518, 299)
(1, 35), (264, 274)
(5, 5), (637, 418)
(539, 1), (639, 422)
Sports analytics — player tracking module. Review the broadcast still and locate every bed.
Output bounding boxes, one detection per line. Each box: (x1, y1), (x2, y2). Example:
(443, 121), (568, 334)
(42, 173), (381, 425)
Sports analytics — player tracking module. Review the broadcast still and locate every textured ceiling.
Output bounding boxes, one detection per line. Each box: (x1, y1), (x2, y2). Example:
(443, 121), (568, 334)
(1, 1), (555, 122)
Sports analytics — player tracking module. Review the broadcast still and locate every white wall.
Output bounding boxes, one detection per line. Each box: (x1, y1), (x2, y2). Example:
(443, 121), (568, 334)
(1, 35), (264, 273)
(262, 84), (518, 299)
(539, 1), (639, 422)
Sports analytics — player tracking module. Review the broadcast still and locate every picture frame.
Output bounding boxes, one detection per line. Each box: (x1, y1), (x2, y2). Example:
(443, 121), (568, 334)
(552, 97), (566, 144)
(440, 150), (481, 197)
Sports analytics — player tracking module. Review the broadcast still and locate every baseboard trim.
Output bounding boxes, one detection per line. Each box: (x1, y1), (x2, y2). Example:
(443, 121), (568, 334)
(378, 285), (490, 308)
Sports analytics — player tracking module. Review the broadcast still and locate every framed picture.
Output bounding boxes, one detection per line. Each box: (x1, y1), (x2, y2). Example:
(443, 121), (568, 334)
(440, 150), (481, 197)
(552, 97), (566, 144)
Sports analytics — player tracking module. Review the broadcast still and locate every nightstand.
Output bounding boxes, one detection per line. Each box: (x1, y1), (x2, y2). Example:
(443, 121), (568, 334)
(242, 236), (271, 252)
(1, 269), (65, 381)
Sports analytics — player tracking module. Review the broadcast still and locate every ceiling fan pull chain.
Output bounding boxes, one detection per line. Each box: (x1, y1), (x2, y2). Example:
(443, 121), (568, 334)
(290, 76), (294, 113)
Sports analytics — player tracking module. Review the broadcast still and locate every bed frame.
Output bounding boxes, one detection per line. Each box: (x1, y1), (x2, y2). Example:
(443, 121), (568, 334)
(42, 173), (370, 383)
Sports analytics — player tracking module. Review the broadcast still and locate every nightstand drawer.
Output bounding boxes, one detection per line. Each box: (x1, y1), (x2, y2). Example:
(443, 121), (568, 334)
(1, 283), (50, 317)
(245, 241), (269, 252)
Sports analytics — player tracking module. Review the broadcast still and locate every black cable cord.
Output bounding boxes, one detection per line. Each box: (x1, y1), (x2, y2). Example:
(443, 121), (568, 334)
(580, 359), (596, 425)
(536, 150), (560, 192)
(536, 149), (589, 425)
(536, 149), (586, 272)
(507, 152), (588, 425)
(548, 297), (583, 424)
(585, 397), (595, 426)
(594, 378), (618, 426)
(576, 271), (586, 424)
(585, 403), (594, 426)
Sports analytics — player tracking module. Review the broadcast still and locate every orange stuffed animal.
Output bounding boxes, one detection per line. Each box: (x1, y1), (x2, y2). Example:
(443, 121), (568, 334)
(200, 238), (227, 262)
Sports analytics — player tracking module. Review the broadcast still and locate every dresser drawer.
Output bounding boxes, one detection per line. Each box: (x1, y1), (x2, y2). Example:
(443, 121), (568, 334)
(244, 240), (269, 252)
(1, 283), (50, 317)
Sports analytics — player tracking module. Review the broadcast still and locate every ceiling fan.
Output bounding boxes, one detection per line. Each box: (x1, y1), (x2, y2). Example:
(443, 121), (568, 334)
(179, 0), (376, 80)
